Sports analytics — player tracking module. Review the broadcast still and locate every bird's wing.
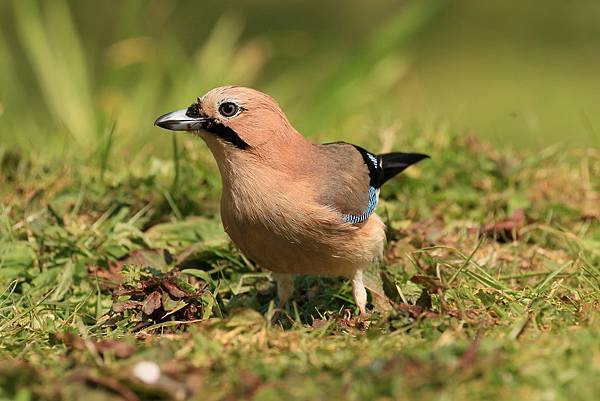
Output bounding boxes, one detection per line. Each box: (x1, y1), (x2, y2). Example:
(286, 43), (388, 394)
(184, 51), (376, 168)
(376, 151), (429, 186)
(315, 142), (429, 224)
(314, 142), (379, 223)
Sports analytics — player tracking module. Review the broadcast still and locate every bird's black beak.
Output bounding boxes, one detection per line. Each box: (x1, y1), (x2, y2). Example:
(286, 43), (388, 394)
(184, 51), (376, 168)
(154, 105), (207, 131)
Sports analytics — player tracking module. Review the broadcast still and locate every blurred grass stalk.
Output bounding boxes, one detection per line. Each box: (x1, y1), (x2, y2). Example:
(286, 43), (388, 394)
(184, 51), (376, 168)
(8, 1), (272, 153)
(13, 0), (96, 148)
(6, 0), (445, 154)
(302, 0), (447, 133)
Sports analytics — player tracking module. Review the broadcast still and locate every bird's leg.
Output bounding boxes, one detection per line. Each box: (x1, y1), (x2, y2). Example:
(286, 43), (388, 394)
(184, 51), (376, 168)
(273, 272), (294, 310)
(270, 273), (294, 324)
(351, 269), (368, 316)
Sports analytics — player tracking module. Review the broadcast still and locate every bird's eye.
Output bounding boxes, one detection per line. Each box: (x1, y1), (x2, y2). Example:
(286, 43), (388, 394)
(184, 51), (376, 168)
(218, 102), (239, 118)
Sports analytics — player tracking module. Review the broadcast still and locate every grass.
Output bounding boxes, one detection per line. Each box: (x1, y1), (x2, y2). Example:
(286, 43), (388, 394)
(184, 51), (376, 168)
(0, 131), (598, 400)
(0, 1), (599, 399)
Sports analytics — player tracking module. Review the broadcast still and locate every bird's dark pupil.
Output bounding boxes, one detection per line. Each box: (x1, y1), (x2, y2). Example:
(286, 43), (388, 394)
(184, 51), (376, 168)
(220, 103), (237, 116)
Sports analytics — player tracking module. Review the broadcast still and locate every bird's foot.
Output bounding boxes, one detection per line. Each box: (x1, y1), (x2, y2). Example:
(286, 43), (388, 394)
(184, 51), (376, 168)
(341, 308), (371, 329)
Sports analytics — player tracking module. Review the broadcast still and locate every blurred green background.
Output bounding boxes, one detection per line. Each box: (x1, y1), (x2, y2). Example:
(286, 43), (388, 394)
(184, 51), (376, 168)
(1, 0), (599, 155)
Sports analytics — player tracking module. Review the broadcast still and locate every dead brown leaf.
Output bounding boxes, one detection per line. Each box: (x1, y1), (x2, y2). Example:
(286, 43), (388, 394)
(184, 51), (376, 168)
(55, 332), (135, 359)
(458, 331), (482, 371)
(94, 340), (136, 359)
(310, 318), (328, 329)
(112, 300), (143, 313)
(410, 275), (446, 292)
(88, 263), (125, 290)
(69, 372), (140, 401)
(391, 302), (425, 319)
(142, 291), (162, 315)
(162, 279), (187, 298)
(478, 209), (525, 242)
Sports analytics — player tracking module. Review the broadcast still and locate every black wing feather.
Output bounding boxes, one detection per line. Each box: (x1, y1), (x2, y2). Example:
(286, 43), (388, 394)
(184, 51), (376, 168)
(376, 152), (429, 187)
(352, 145), (429, 188)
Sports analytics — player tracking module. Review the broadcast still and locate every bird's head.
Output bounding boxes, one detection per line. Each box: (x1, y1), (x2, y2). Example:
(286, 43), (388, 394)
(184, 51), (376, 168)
(155, 86), (298, 152)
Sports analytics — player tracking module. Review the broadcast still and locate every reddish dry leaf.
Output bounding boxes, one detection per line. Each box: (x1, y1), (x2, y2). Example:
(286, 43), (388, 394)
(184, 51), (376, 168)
(55, 332), (135, 359)
(458, 332), (482, 371)
(235, 371), (264, 399)
(479, 209), (525, 242)
(113, 277), (159, 297)
(94, 340), (135, 358)
(88, 264), (124, 290)
(391, 302), (424, 319)
(69, 373), (140, 401)
(55, 332), (84, 349)
(391, 301), (441, 319)
(410, 275), (446, 292)
(311, 319), (328, 329)
(161, 279), (187, 298)
(139, 277), (161, 292)
(142, 291), (162, 315)
(184, 371), (205, 396)
(113, 286), (134, 297)
(113, 300), (143, 313)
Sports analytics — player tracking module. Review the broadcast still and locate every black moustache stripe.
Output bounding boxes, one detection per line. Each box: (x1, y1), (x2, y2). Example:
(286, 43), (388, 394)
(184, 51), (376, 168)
(186, 102), (249, 150)
(203, 119), (250, 150)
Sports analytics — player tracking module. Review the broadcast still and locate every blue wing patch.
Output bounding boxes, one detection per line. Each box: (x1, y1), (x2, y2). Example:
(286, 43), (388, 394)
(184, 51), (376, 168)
(342, 186), (380, 224)
(342, 149), (380, 224)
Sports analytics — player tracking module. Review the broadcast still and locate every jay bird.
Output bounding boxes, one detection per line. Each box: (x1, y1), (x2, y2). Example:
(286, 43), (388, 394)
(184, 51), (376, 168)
(155, 86), (428, 315)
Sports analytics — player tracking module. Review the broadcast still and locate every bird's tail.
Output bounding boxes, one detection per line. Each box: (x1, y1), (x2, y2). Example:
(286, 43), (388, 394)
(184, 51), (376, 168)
(376, 152), (429, 187)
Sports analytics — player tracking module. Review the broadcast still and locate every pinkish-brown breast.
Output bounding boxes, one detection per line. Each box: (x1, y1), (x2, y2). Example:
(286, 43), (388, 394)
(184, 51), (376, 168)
(217, 150), (385, 277)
